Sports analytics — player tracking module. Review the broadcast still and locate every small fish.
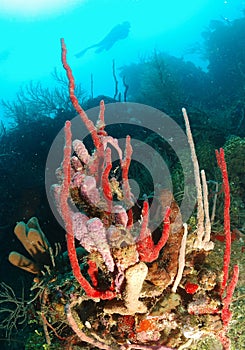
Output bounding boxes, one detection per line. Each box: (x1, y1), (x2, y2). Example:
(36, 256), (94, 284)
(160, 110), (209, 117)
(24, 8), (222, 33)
(75, 21), (130, 58)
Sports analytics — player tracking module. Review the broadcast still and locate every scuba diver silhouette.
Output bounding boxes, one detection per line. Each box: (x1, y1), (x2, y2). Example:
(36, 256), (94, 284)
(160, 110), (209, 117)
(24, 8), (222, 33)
(75, 21), (130, 58)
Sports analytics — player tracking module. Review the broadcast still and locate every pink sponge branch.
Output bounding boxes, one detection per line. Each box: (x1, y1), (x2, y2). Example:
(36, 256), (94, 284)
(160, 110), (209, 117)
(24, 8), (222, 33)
(65, 303), (111, 349)
(136, 201), (171, 263)
(122, 135), (134, 205)
(221, 264), (239, 329)
(215, 147), (239, 349)
(97, 100), (106, 133)
(101, 147), (113, 211)
(215, 148), (232, 297)
(60, 121), (115, 300)
(61, 38), (101, 150)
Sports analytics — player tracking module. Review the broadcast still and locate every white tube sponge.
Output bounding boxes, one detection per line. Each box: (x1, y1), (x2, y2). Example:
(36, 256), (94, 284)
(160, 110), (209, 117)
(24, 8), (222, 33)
(201, 169), (214, 251)
(182, 108), (204, 249)
(124, 261), (148, 314)
(172, 223), (188, 293)
(104, 261), (148, 315)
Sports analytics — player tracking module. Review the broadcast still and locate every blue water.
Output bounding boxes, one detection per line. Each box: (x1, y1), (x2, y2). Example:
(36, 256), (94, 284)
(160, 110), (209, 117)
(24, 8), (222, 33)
(0, 0), (244, 126)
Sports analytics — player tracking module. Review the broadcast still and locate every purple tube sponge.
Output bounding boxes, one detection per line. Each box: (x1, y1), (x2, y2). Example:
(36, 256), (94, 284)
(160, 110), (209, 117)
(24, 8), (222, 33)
(113, 205), (128, 227)
(72, 213), (115, 273)
(80, 175), (101, 206)
(86, 218), (115, 272)
(72, 212), (89, 244)
(72, 139), (90, 164)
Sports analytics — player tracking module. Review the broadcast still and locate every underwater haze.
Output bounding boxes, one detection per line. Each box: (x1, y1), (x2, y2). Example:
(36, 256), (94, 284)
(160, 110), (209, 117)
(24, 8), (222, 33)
(0, 0), (244, 125)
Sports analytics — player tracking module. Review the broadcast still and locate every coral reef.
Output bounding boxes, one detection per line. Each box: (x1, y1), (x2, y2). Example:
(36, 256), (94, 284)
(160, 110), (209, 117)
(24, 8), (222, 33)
(223, 136), (245, 201)
(7, 39), (240, 350)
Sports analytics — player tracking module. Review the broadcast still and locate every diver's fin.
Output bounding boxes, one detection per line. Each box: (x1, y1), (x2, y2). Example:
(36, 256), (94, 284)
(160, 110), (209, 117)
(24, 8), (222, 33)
(75, 48), (89, 58)
(75, 44), (98, 58)
(95, 46), (104, 54)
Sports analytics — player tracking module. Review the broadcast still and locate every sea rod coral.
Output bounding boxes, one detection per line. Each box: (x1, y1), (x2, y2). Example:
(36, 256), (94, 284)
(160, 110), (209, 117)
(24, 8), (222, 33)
(7, 38), (239, 350)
